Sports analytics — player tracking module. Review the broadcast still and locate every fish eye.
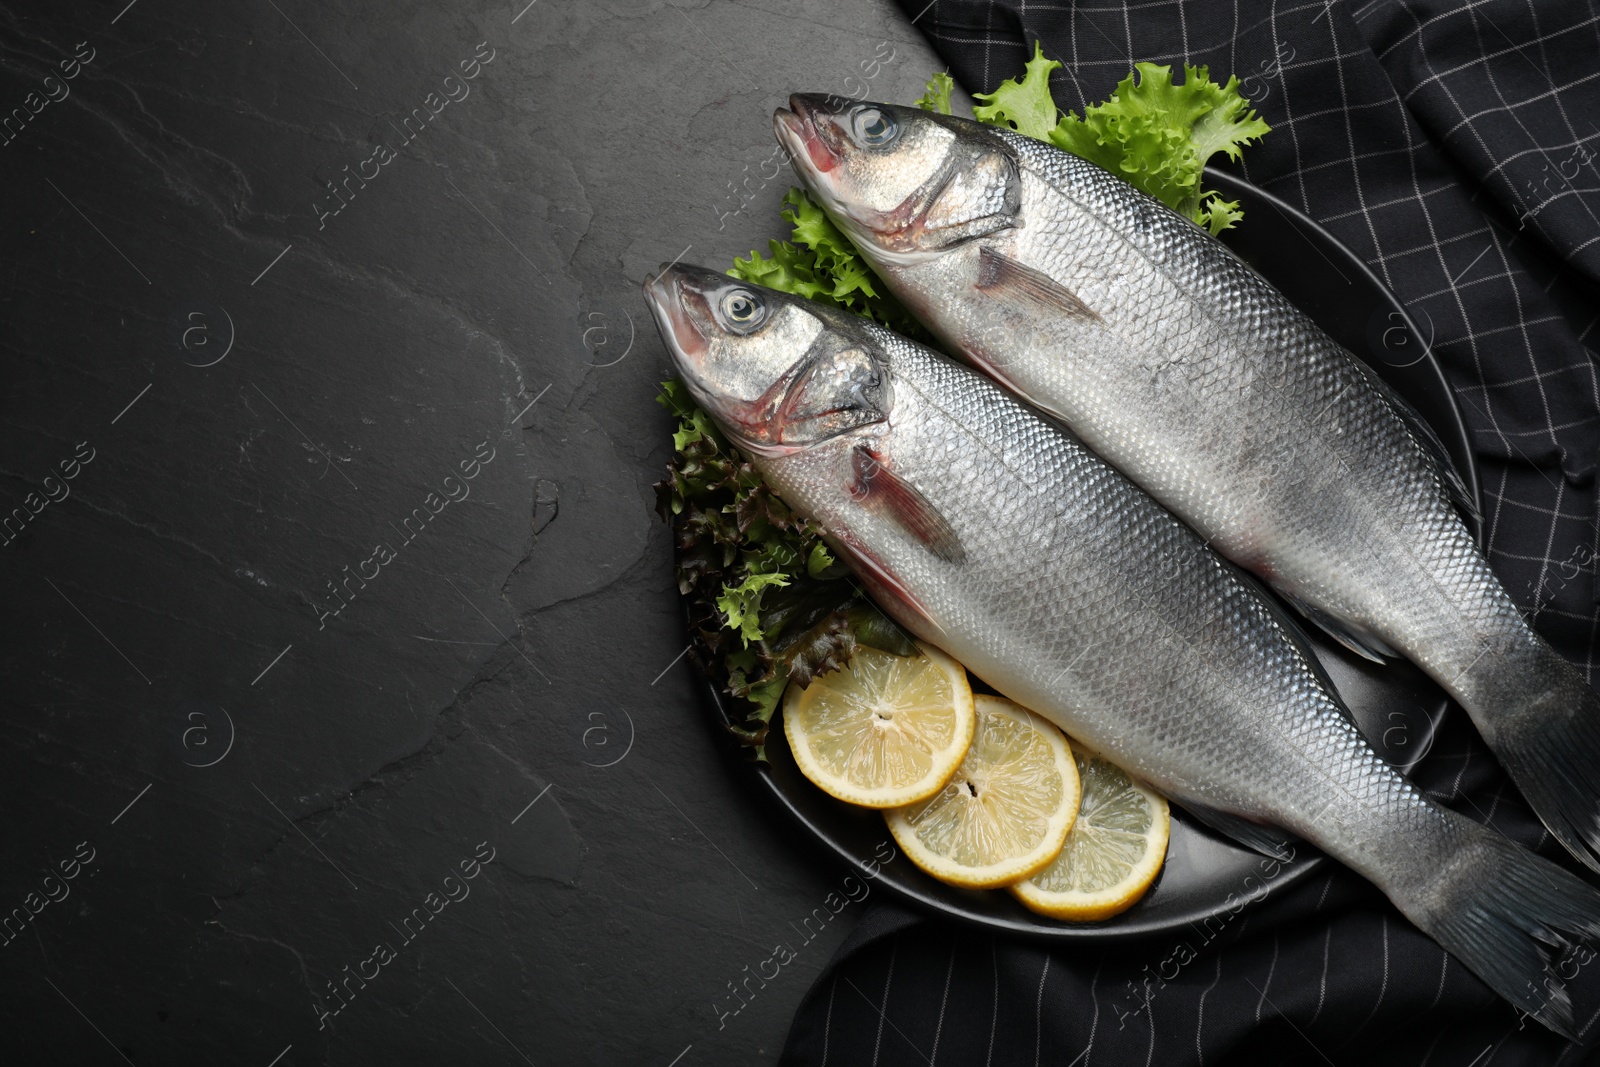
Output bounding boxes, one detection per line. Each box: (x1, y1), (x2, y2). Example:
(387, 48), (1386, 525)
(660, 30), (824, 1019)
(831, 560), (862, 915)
(853, 107), (898, 147)
(719, 288), (766, 331)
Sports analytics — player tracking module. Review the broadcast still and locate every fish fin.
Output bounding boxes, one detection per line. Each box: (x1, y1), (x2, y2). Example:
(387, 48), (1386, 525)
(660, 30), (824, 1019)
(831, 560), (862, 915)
(976, 246), (1100, 322)
(1397, 812), (1600, 1040)
(851, 446), (966, 564)
(1177, 801), (1300, 860)
(1482, 656), (1600, 875)
(1274, 589), (1397, 664)
(826, 529), (938, 636)
(1355, 362), (1482, 530)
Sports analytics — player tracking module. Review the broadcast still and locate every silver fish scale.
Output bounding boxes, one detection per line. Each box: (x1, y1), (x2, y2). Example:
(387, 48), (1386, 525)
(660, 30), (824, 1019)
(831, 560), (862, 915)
(886, 127), (1533, 710)
(759, 321), (1455, 879)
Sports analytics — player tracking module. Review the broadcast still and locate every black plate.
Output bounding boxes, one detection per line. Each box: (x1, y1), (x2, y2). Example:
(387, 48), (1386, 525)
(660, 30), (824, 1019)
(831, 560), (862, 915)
(689, 169), (1483, 942)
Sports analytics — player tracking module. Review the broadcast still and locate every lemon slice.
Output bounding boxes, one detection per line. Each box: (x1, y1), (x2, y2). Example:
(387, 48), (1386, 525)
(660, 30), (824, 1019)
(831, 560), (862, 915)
(885, 696), (1079, 889)
(782, 642), (976, 808)
(1010, 748), (1170, 921)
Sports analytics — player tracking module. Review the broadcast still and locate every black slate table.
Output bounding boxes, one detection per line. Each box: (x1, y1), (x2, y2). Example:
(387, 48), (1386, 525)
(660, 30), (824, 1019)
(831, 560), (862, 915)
(0, 1), (950, 1062)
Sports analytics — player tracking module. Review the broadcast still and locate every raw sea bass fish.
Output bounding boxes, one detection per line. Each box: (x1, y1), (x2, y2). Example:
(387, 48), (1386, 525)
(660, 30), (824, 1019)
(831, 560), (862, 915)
(776, 94), (1600, 875)
(644, 263), (1600, 1035)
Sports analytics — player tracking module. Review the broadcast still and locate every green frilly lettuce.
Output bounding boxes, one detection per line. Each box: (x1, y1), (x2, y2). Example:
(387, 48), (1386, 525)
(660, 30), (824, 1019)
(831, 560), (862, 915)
(972, 43), (1269, 235)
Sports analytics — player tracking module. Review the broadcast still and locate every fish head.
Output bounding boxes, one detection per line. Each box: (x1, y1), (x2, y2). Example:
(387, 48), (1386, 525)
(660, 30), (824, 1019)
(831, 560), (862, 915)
(643, 263), (890, 457)
(775, 94), (1020, 260)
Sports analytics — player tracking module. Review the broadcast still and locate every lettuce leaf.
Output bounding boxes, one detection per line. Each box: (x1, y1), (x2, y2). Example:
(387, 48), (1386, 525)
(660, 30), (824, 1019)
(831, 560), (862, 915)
(972, 43), (1065, 140)
(1049, 55), (1269, 232)
(915, 70), (955, 114)
(974, 44), (1268, 234)
(717, 572), (792, 645)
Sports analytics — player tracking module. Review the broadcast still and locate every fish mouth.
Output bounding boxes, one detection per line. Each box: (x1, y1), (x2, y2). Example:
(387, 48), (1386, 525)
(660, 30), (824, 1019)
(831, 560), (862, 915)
(643, 264), (709, 373)
(776, 93), (841, 175)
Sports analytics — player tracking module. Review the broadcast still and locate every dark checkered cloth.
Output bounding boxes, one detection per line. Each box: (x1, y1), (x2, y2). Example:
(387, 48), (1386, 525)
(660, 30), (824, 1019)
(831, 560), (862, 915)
(781, 1), (1600, 1063)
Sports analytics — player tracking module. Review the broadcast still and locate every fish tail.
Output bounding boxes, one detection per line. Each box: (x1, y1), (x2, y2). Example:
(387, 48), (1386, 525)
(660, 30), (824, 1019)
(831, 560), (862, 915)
(1393, 812), (1600, 1039)
(1475, 644), (1600, 875)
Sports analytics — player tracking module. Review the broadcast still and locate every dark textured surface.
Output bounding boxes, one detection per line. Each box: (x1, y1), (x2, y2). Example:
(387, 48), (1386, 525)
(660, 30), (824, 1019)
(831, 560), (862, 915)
(0, 1), (947, 1063)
